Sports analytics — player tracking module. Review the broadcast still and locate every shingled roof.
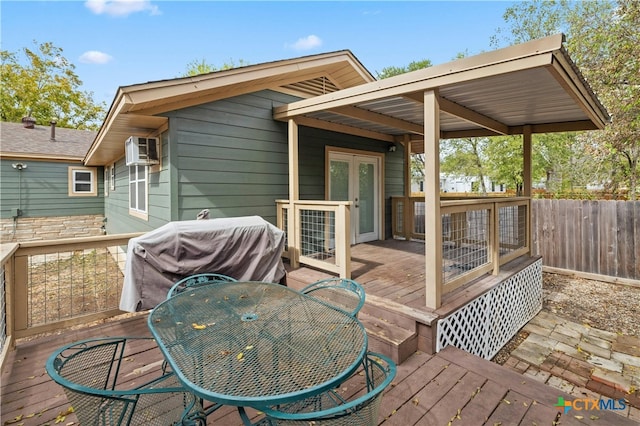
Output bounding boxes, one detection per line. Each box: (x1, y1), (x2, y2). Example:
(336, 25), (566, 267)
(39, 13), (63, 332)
(1, 122), (96, 161)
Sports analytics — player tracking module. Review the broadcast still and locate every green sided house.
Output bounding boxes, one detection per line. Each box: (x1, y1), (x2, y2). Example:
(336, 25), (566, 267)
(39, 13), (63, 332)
(0, 121), (102, 242)
(84, 34), (608, 360)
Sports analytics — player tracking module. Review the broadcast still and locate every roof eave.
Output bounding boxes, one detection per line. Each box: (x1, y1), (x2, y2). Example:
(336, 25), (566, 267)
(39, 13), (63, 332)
(85, 50), (374, 166)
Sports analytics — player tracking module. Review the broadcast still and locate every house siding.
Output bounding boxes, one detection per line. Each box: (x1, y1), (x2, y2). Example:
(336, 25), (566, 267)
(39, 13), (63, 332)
(103, 132), (172, 234)
(296, 126), (406, 239)
(168, 90), (293, 224)
(104, 89), (405, 238)
(0, 159), (104, 219)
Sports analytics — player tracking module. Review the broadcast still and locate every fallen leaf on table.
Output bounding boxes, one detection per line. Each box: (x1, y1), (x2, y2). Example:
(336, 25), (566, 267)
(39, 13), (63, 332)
(192, 323), (207, 330)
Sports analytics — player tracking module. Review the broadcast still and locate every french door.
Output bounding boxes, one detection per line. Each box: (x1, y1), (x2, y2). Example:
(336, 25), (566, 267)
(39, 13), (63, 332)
(328, 152), (380, 244)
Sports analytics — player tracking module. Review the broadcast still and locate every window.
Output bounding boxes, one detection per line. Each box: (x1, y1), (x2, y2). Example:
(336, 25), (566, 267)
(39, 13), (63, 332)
(68, 167), (97, 196)
(104, 167), (109, 196)
(129, 165), (147, 217)
(110, 164), (116, 191)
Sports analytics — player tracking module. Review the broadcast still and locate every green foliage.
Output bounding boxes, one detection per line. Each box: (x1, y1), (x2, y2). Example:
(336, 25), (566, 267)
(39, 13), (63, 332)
(0, 41), (106, 130)
(410, 154), (425, 185)
(182, 58), (249, 77)
(496, 0), (639, 200)
(376, 59), (432, 79)
(491, 0), (571, 48)
(440, 138), (491, 194)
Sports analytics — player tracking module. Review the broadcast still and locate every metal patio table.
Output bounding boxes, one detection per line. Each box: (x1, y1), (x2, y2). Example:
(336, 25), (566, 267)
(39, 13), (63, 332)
(148, 281), (368, 423)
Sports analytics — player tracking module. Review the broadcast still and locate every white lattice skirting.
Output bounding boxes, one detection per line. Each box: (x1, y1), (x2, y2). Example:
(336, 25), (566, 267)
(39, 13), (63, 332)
(436, 259), (542, 360)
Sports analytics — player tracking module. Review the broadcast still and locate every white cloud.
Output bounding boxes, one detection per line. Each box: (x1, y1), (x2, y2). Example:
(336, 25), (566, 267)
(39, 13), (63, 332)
(85, 0), (160, 17)
(79, 51), (114, 64)
(287, 35), (322, 51)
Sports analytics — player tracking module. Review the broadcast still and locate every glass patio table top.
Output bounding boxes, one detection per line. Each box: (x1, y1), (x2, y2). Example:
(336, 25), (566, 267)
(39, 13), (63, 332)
(148, 281), (368, 408)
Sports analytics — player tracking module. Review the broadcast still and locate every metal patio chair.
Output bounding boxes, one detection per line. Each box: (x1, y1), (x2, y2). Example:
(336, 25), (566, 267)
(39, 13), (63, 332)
(256, 352), (396, 426)
(300, 278), (366, 317)
(46, 337), (204, 425)
(167, 273), (237, 298)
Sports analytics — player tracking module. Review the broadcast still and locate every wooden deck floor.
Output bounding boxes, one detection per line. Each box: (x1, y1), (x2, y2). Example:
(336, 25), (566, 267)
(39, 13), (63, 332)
(287, 239), (538, 317)
(2, 314), (635, 426)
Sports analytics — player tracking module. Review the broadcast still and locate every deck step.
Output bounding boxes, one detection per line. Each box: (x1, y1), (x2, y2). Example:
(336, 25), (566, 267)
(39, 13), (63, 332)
(358, 311), (417, 365)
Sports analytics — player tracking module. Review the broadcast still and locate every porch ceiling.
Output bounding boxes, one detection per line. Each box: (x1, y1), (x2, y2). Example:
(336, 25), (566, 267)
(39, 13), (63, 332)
(274, 34), (610, 150)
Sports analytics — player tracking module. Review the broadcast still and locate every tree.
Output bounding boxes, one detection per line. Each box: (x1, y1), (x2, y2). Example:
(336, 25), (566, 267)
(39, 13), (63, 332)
(1, 41), (105, 130)
(490, 0), (571, 48)
(376, 59), (432, 79)
(182, 58), (249, 77)
(568, 0), (640, 199)
(495, 0), (640, 199)
(441, 138), (490, 194)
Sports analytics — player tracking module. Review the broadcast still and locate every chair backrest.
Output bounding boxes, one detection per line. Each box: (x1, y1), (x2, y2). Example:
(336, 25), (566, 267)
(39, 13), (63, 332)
(45, 337), (201, 425)
(167, 273), (237, 298)
(261, 352), (396, 426)
(300, 278), (365, 317)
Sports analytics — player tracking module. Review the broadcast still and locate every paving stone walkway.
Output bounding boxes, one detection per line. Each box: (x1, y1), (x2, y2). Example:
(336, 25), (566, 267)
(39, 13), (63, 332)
(505, 310), (640, 422)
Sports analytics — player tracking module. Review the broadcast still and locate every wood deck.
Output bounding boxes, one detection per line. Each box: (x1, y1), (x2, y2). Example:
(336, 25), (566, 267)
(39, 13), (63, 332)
(2, 314), (635, 426)
(288, 239), (539, 315)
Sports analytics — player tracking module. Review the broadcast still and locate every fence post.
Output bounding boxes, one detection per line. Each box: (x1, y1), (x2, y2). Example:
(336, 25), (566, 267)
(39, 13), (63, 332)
(12, 253), (28, 334)
(492, 203), (500, 275)
(336, 203), (351, 278)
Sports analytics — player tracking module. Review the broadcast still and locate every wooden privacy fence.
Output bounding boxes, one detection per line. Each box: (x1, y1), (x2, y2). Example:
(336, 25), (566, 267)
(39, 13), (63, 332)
(531, 199), (639, 281)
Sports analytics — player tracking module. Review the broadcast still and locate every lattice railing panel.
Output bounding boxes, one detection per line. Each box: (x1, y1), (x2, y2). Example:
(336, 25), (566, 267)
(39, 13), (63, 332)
(436, 259), (542, 359)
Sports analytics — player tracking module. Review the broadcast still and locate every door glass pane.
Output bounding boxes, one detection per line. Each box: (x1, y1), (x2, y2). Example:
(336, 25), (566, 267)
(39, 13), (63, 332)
(329, 160), (349, 201)
(359, 162), (374, 234)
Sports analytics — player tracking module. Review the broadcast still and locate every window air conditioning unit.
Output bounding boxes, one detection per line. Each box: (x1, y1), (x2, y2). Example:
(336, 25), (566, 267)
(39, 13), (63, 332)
(125, 136), (159, 166)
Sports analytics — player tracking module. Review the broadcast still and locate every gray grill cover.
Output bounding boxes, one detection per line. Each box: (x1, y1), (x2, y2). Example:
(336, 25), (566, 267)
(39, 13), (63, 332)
(120, 216), (286, 312)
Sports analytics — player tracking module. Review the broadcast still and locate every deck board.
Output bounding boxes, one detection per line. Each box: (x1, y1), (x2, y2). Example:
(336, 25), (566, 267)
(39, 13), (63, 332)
(2, 315), (636, 425)
(3, 239), (637, 425)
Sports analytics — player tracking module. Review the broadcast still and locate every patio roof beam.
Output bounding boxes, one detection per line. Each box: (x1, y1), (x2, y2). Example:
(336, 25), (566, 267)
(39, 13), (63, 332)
(438, 98), (509, 135)
(284, 115), (395, 143)
(402, 93), (509, 136)
(549, 51), (609, 130)
(329, 106), (424, 135)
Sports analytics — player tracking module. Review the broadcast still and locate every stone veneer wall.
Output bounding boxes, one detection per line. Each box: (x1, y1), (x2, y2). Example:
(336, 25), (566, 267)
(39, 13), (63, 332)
(0, 215), (105, 242)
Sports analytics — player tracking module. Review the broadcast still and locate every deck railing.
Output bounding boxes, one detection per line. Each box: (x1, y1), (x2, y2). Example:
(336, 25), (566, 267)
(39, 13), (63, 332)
(276, 200), (351, 278)
(392, 196), (530, 293)
(0, 243), (18, 371)
(0, 234), (142, 355)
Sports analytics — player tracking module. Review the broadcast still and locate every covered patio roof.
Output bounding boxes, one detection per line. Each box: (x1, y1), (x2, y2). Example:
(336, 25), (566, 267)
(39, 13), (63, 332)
(274, 34), (610, 151)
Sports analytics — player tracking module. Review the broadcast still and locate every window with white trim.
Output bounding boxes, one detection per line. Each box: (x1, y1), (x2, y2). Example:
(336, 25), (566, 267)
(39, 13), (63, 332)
(129, 165), (147, 215)
(110, 164), (116, 191)
(104, 167), (109, 196)
(68, 166), (97, 196)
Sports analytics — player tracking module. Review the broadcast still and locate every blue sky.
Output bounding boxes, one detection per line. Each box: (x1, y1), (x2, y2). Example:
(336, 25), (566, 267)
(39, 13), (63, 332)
(2, 1), (517, 107)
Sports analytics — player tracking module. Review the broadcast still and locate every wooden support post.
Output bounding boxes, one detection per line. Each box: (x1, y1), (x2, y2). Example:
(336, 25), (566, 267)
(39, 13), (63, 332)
(523, 125), (532, 255)
(404, 134), (412, 239)
(424, 90), (443, 309)
(336, 203), (351, 278)
(492, 203), (500, 275)
(288, 119), (299, 268)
